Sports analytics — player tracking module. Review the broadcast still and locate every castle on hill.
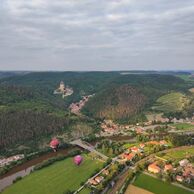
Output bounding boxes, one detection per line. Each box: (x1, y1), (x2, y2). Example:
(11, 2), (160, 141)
(54, 81), (73, 98)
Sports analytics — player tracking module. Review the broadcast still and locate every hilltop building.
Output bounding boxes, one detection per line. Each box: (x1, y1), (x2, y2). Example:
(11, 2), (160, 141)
(54, 81), (73, 98)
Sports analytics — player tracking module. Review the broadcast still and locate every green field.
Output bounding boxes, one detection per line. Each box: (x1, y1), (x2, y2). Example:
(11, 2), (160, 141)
(152, 92), (188, 113)
(79, 187), (91, 194)
(162, 147), (194, 160)
(170, 123), (194, 130)
(177, 75), (194, 82)
(2, 155), (103, 194)
(133, 173), (193, 194)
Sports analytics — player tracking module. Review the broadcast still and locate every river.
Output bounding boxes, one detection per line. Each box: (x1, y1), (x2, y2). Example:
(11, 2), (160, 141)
(0, 147), (76, 192)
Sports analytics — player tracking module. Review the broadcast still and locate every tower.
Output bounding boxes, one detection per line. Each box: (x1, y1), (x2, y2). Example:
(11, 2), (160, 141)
(59, 81), (65, 91)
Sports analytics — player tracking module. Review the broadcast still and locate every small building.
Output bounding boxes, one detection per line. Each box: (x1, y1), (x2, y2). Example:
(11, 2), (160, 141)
(121, 153), (135, 161)
(89, 179), (98, 186)
(176, 175), (184, 182)
(131, 146), (140, 153)
(95, 176), (104, 183)
(139, 143), (145, 149)
(179, 159), (189, 167)
(102, 169), (109, 176)
(164, 164), (173, 172)
(148, 163), (161, 174)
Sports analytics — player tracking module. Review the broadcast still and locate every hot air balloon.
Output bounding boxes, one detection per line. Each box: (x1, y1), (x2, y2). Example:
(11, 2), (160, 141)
(74, 155), (83, 165)
(50, 138), (59, 152)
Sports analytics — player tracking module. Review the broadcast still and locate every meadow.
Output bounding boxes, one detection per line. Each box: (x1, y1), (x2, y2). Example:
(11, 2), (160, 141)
(152, 92), (188, 113)
(133, 173), (193, 194)
(162, 147), (194, 160)
(170, 123), (194, 130)
(2, 155), (103, 194)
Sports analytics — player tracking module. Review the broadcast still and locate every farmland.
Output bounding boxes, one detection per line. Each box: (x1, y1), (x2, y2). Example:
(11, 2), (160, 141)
(2, 155), (103, 194)
(152, 92), (188, 113)
(170, 123), (194, 130)
(125, 185), (153, 194)
(133, 173), (194, 194)
(161, 146), (194, 161)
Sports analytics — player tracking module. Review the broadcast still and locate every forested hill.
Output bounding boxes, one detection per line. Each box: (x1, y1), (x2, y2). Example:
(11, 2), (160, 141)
(83, 74), (188, 122)
(0, 72), (191, 152)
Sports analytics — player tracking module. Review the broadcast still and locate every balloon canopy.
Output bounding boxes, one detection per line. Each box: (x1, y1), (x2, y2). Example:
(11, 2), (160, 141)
(73, 155), (83, 165)
(50, 138), (59, 149)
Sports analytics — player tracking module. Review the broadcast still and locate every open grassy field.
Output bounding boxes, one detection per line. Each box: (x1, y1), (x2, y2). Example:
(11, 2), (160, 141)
(122, 142), (138, 149)
(162, 147), (194, 161)
(170, 123), (194, 130)
(2, 155), (103, 194)
(79, 187), (91, 194)
(177, 75), (194, 82)
(152, 92), (188, 113)
(125, 185), (153, 194)
(133, 174), (194, 194)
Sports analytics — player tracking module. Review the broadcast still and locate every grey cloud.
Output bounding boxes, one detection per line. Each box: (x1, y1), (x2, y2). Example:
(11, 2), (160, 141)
(0, 0), (194, 71)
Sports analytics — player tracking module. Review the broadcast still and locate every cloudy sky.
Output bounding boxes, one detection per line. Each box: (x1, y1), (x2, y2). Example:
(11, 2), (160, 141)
(0, 0), (194, 71)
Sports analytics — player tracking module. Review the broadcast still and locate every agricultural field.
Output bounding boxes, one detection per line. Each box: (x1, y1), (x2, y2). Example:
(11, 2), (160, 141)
(170, 123), (194, 131)
(177, 74), (194, 82)
(152, 92), (188, 113)
(125, 185), (153, 194)
(161, 147), (194, 161)
(2, 155), (103, 194)
(133, 173), (194, 194)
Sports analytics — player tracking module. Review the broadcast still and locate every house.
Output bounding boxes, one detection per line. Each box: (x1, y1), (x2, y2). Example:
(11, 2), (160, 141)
(146, 141), (159, 146)
(164, 164), (173, 172)
(139, 143), (145, 149)
(95, 176), (104, 183)
(131, 146), (140, 153)
(159, 140), (168, 146)
(183, 165), (194, 177)
(148, 163), (161, 174)
(102, 169), (109, 176)
(176, 175), (184, 182)
(121, 153), (135, 161)
(89, 179), (98, 186)
(179, 159), (189, 167)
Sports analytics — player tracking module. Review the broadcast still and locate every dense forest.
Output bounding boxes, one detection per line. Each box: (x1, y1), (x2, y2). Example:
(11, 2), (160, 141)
(83, 84), (146, 121)
(0, 71), (193, 152)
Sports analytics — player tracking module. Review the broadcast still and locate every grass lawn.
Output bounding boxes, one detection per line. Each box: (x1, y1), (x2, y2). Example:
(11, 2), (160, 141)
(79, 187), (92, 194)
(170, 123), (194, 130)
(133, 174), (193, 194)
(122, 143), (138, 149)
(152, 92), (188, 113)
(162, 147), (194, 160)
(2, 155), (103, 194)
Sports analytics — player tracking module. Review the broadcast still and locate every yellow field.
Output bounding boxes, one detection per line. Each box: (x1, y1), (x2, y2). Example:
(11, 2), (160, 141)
(125, 185), (154, 194)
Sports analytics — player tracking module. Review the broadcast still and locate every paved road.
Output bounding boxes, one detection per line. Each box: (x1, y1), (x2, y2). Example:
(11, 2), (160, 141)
(70, 139), (108, 160)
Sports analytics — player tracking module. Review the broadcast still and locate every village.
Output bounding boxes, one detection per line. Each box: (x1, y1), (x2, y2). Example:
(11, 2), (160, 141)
(69, 94), (94, 115)
(0, 154), (24, 168)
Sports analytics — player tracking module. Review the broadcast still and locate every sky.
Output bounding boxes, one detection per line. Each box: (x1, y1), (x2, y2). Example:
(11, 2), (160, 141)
(0, 0), (194, 71)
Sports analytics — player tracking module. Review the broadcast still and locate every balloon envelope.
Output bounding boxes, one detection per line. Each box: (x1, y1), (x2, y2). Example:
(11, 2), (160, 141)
(50, 138), (59, 149)
(74, 155), (83, 165)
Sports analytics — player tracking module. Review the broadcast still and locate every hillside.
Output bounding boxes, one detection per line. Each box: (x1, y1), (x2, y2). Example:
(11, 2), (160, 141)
(83, 84), (146, 121)
(0, 72), (192, 152)
(152, 92), (189, 113)
(83, 74), (188, 122)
